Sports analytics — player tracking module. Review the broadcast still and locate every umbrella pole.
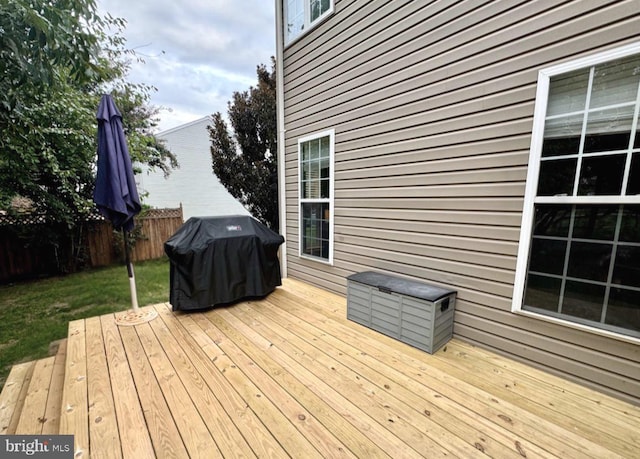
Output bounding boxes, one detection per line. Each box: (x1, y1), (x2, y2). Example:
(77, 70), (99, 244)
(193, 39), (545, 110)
(114, 228), (156, 326)
(123, 229), (139, 311)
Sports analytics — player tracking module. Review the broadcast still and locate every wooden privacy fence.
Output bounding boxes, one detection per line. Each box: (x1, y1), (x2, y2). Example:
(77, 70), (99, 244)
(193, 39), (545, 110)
(0, 207), (183, 283)
(86, 207), (184, 267)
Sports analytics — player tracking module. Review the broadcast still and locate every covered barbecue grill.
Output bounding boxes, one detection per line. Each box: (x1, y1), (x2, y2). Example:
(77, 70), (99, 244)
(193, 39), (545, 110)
(164, 215), (285, 311)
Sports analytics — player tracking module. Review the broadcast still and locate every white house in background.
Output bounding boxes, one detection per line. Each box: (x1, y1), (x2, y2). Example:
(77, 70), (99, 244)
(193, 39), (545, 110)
(137, 116), (250, 221)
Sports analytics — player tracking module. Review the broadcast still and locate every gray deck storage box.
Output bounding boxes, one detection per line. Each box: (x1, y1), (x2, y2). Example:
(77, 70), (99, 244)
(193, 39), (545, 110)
(347, 271), (456, 354)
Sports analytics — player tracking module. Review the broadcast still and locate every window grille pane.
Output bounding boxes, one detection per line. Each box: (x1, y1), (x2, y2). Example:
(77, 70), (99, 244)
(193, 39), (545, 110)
(537, 158), (577, 196)
(524, 274), (561, 312)
(529, 239), (566, 275)
(286, 0), (305, 41)
(619, 205), (640, 242)
(577, 154), (626, 196)
(573, 205), (618, 240)
(612, 246), (640, 288)
(302, 161), (310, 181)
(584, 107), (634, 153)
(301, 202), (330, 259)
(590, 55), (640, 108)
(310, 0), (331, 22)
(563, 281), (605, 322)
(627, 153), (640, 195)
(320, 134), (330, 152)
(310, 0), (321, 21)
(547, 69), (589, 116)
(533, 205), (571, 237)
(567, 242), (612, 282)
(607, 288), (640, 332)
(542, 114), (583, 157)
(309, 138), (319, 160)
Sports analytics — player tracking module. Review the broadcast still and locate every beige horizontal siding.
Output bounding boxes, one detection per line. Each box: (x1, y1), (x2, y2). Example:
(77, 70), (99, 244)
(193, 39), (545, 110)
(281, 0), (640, 403)
(285, 1), (635, 120)
(334, 209), (525, 228)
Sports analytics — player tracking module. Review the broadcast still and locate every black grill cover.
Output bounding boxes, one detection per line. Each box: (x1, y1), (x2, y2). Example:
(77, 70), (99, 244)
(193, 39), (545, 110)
(164, 215), (285, 311)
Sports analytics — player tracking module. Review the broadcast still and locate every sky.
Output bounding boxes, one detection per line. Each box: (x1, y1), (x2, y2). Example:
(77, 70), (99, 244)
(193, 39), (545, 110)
(97, 0), (276, 133)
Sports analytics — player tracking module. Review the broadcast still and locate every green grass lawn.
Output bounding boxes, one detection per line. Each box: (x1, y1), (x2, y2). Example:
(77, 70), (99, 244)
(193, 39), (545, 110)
(0, 257), (170, 387)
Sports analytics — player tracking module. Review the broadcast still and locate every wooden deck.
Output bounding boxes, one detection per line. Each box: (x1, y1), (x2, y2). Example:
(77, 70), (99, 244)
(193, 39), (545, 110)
(1, 278), (639, 458)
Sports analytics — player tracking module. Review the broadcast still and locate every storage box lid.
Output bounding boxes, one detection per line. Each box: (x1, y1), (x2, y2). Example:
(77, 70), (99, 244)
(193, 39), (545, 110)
(347, 271), (455, 302)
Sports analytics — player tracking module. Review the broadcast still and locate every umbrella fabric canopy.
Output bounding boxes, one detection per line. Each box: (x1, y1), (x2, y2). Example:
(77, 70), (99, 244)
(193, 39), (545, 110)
(94, 94), (144, 317)
(94, 94), (141, 231)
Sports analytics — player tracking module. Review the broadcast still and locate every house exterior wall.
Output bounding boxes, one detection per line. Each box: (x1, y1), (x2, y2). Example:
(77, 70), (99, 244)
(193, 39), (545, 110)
(279, 0), (640, 404)
(138, 117), (250, 221)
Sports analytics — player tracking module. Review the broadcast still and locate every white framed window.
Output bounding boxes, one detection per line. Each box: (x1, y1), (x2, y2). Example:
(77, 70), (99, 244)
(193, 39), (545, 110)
(298, 129), (334, 264)
(513, 43), (640, 342)
(284, 0), (333, 45)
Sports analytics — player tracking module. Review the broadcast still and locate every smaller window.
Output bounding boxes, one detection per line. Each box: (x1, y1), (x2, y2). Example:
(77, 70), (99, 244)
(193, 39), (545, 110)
(284, 0), (333, 44)
(298, 130), (334, 263)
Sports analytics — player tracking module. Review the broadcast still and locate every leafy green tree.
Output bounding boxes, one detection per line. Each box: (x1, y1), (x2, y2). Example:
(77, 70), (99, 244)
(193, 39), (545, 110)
(0, 0), (176, 211)
(208, 61), (278, 230)
(0, 0), (176, 273)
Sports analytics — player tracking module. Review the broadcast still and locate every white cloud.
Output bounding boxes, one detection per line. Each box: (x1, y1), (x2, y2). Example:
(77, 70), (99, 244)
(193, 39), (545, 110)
(97, 0), (275, 131)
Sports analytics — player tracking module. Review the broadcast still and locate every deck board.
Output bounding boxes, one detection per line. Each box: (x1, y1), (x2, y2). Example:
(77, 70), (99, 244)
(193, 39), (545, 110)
(100, 315), (155, 458)
(0, 361), (35, 434)
(149, 308), (256, 458)
(191, 310), (329, 458)
(134, 320), (217, 459)
(118, 324), (189, 459)
(280, 281), (634, 458)
(434, 340), (640, 454)
(42, 339), (67, 434)
(14, 357), (54, 434)
(59, 319), (89, 458)
(166, 309), (293, 458)
(85, 316), (121, 458)
(3, 278), (639, 458)
(224, 302), (470, 458)
(246, 297), (551, 458)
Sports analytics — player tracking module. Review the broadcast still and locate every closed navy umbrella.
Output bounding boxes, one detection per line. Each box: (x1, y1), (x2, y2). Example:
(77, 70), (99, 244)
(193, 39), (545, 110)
(95, 94), (141, 231)
(94, 94), (154, 324)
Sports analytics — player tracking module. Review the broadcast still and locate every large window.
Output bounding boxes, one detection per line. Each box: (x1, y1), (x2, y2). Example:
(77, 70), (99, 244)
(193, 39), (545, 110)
(284, 0), (333, 44)
(514, 44), (640, 340)
(299, 130), (334, 263)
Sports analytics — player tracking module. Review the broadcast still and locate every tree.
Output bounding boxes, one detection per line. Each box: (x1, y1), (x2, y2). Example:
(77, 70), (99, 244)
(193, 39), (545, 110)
(0, 0), (176, 273)
(208, 61), (278, 230)
(0, 0), (175, 215)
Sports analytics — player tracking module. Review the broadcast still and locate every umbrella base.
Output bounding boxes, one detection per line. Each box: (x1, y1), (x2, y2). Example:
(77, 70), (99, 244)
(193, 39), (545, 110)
(115, 307), (158, 326)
